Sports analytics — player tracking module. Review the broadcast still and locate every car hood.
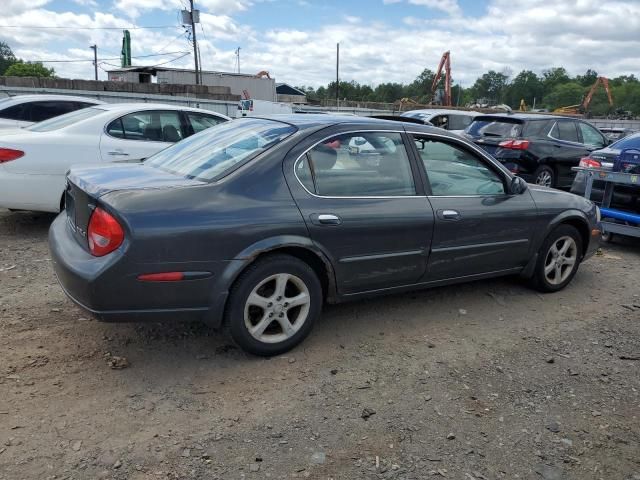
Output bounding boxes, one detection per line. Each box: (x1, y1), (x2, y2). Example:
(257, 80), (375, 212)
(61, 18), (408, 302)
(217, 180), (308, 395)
(67, 163), (205, 198)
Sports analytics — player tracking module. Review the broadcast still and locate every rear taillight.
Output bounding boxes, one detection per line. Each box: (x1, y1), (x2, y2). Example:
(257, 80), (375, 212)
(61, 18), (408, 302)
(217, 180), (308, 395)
(579, 157), (601, 169)
(87, 207), (124, 257)
(0, 148), (24, 163)
(498, 139), (530, 150)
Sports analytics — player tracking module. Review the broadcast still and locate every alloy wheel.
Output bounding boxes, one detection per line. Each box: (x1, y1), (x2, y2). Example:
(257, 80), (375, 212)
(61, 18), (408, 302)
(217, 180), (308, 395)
(535, 170), (553, 187)
(244, 273), (311, 344)
(543, 235), (577, 285)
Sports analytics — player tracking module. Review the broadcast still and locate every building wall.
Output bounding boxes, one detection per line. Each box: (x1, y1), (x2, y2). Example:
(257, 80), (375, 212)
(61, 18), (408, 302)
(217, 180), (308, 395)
(277, 93), (307, 104)
(155, 70), (276, 102)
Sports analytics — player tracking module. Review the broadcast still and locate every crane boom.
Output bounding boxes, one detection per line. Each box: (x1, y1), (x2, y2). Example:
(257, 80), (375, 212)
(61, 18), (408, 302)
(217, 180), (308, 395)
(583, 76), (613, 110)
(431, 51), (452, 106)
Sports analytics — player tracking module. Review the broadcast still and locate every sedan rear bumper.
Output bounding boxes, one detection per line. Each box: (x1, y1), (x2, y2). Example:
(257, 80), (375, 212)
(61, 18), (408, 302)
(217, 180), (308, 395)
(49, 213), (230, 325)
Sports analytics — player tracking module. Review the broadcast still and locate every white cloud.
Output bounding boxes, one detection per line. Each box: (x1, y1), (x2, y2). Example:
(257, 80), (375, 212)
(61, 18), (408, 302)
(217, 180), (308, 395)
(386, 0), (462, 16)
(2, 0), (639, 90)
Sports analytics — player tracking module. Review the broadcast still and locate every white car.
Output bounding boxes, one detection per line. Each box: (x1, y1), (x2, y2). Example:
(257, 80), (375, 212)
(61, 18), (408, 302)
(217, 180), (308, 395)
(0, 94), (104, 129)
(401, 109), (480, 134)
(0, 103), (230, 212)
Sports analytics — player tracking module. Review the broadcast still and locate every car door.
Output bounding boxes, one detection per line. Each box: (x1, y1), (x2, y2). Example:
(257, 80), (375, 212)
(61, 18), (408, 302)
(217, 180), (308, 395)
(286, 128), (434, 294)
(99, 110), (183, 163)
(408, 133), (538, 281)
(577, 121), (607, 152)
(547, 120), (589, 188)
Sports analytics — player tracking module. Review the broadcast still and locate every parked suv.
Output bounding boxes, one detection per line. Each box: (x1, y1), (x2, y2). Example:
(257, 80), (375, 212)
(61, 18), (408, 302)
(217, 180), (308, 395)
(464, 114), (610, 188)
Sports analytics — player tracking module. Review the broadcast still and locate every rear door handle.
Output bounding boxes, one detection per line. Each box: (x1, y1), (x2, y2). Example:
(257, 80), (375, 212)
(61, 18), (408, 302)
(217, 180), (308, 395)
(310, 213), (342, 226)
(438, 209), (461, 221)
(108, 151), (130, 156)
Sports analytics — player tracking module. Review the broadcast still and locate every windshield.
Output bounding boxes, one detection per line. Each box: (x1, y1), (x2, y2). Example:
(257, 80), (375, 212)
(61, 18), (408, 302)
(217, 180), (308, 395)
(610, 132), (640, 150)
(466, 118), (523, 137)
(27, 107), (106, 132)
(145, 118), (297, 181)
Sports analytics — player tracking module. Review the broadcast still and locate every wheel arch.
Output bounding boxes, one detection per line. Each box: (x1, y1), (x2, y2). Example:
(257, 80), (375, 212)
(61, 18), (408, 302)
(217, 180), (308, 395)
(204, 235), (338, 328)
(521, 211), (591, 278)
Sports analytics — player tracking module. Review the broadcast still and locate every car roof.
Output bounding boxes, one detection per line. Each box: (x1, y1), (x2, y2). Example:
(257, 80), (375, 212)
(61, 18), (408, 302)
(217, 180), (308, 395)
(0, 94), (104, 105)
(89, 102), (229, 117)
(251, 113), (451, 135)
(404, 109), (479, 116)
(474, 113), (572, 121)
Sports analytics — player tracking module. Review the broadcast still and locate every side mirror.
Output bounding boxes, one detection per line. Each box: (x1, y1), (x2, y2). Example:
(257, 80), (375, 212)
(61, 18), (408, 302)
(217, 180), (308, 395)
(510, 176), (528, 194)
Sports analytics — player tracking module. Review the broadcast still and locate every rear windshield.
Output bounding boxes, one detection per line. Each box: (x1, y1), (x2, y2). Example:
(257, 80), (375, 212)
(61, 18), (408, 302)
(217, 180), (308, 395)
(466, 117), (523, 137)
(610, 132), (640, 150)
(145, 118), (297, 182)
(27, 107), (106, 132)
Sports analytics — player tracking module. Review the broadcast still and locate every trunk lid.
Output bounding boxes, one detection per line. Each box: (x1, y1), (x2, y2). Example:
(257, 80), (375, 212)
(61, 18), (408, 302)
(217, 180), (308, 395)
(64, 163), (205, 249)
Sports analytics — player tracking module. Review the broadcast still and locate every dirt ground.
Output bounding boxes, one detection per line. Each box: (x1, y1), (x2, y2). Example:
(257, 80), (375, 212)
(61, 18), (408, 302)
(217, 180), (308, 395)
(0, 209), (639, 480)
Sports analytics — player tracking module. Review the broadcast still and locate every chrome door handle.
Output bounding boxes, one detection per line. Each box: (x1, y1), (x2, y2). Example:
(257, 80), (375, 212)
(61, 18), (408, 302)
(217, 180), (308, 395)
(311, 213), (342, 226)
(439, 209), (461, 220)
(108, 151), (130, 156)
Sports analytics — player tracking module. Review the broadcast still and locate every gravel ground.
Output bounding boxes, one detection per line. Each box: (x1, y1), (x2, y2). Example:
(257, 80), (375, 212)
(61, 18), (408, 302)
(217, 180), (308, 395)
(0, 209), (639, 480)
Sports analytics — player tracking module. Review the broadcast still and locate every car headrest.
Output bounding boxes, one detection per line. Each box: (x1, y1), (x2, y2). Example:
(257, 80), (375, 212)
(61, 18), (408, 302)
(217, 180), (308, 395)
(162, 124), (181, 143)
(311, 145), (337, 170)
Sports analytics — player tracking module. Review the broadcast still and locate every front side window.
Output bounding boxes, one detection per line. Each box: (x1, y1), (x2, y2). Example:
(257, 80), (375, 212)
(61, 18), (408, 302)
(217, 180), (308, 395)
(578, 122), (605, 148)
(145, 118), (296, 182)
(186, 112), (226, 134)
(414, 136), (505, 196)
(298, 132), (416, 197)
(448, 115), (473, 131)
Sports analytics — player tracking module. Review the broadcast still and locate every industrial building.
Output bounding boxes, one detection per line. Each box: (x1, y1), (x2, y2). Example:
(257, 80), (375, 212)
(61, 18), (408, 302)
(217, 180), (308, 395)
(107, 66), (277, 102)
(276, 83), (307, 104)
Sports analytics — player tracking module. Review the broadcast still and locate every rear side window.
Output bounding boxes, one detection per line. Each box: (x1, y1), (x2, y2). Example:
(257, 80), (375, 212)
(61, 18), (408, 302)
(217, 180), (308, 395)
(0, 103), (29, 121)
(298, 132), (416, 197)
(29, 101), (79, 122)
(551, 121), (579, 143)
(108, 111), (183, 142)
(466, 118), (523, 137)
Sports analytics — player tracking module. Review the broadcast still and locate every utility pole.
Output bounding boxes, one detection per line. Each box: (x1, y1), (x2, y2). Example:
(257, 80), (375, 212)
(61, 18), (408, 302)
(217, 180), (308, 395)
(189, 0), (200, 84)
(90, 44), (98, 81)
(336, 43), (339, 107)
(236, 47), (241, 74)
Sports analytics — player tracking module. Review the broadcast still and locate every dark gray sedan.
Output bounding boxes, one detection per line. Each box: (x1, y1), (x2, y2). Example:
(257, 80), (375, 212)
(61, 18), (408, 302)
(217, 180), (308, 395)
(50, 115), (601, 355)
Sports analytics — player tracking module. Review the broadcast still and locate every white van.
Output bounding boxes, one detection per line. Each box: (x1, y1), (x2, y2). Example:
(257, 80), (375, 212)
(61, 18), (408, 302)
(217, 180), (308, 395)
(237, 99), (293, 118)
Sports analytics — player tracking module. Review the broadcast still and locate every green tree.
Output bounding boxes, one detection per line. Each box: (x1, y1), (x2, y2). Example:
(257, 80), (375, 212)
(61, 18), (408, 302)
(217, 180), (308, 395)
(575, 69), (598, 87)
(543, 82), (584, 109)
(504, 70), (543, 109)
(4, 61), (55, 77)
(470, 70), (509, 103)
(0, 41), (17, 75)
(541, 67), (570, 91)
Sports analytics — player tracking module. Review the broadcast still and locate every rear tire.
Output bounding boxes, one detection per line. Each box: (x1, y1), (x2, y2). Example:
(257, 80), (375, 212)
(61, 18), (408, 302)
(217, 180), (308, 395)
(601, 231), (614, 243)
(225, 254), (322, 356)
(530, 224), (583, 293)
(533, 165), (555, 188)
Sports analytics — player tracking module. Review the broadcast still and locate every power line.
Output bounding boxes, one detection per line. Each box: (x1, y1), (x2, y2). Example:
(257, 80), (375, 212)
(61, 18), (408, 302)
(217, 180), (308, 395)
(29, 51), (190, 63)
(0, 24), (181, 30)
(99, 52), (191, 69)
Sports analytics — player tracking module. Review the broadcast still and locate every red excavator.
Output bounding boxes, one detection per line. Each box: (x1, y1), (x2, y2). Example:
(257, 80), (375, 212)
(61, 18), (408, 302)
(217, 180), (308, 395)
(554, 76), (613, 114)
(431, 51), (452, 106)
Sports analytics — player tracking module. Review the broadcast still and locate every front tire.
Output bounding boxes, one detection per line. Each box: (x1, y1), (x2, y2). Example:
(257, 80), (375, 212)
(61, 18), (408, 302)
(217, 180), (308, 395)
(530, 224), (583, 292)
(225, 254), (322, 356)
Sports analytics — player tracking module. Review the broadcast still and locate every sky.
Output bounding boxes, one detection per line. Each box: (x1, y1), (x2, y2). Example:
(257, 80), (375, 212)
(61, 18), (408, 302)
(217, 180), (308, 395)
(2, 0), (640, 88)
